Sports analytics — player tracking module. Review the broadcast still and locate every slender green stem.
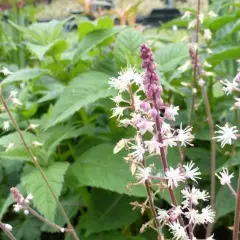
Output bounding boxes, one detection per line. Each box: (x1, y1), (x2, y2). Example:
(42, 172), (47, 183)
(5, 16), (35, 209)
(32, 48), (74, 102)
(233, 175), (240, 240)
(0, 94), (79, 240)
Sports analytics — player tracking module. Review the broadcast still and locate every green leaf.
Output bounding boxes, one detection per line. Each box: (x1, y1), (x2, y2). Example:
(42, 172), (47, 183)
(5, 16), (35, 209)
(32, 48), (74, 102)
(114, 28), (144, 66)
(22, 162), (69, 221)
(155, 43), (189, 72)
(76, 26), (124, 56)
(207, 45), (240, 64)
(215, 177), (238, 219)
(26, 39), (68, 61)
(2, 68), (50, 85)
(84, 188), (139, 235)
(71, 143), (146, 197)
(206, 15), (236, 32)
(11, 217), (42, 240)
(44, 71), (113, 129)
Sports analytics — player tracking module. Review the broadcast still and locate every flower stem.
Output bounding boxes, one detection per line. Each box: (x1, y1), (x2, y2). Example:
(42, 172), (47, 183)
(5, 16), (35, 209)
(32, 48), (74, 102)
(153, 95), (185, 227)
(233, 175), (240, 240)
(26, 206), (71, 233)
(0, 94), (79, 240)
(201, 86), (216, 238)
(189, 0), (201, 125)
(0, 222), (15, 240)
(227, 183), (237, 198)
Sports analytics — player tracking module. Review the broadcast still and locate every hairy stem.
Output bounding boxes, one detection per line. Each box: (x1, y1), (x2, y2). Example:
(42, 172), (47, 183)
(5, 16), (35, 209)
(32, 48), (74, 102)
(201, 86), (216, 238)
(0, 222), (15, 240)
(233, 175), (240, 240)
(189, 0), (201, 125)
(0, 95), (79, 240)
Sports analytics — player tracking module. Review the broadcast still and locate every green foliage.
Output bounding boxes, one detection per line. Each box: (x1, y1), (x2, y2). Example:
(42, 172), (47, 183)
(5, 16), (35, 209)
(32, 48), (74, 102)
(83, 188), (139, 235)
(44, 71), (113, 129)
(71, 144), (146, 197)
(114, 28), (144, 67)
(22, 162), (69, 221)
(1, 2), (240, 239)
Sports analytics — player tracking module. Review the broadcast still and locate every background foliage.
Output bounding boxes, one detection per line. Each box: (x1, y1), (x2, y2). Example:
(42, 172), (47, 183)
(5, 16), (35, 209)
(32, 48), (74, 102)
(0, 1), (240, 239)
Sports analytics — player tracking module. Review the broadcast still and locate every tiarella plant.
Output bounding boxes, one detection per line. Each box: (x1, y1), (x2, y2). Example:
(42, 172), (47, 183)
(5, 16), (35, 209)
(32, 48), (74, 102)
(110, 44), (215, 240)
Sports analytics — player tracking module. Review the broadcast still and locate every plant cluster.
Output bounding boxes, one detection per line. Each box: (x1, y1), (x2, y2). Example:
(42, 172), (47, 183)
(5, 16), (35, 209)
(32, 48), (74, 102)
(0, 0), (239, 240)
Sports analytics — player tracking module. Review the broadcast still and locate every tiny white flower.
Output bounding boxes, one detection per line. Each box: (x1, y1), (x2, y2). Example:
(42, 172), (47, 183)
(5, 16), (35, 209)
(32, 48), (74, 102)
(214, 123), (238, 147)
(119, 118), (131, 127)
(12, 97), (22, 106)
(204, 29), (212, 41)
(172, 25), (178, 31)
(110, 95), (124, 105)
(113, 139), (129, 154)
(29, 123), (39, 129)
(216, 168), (234, 185)
(4, 224), (13, 231)
(144, 136), (161, 155)
(188, 19), (197, 29)
(198, 78), (205, 87)
(32, 141), (42, 147)
(201, 206), (215, 223)
(182, 11), (191, 19)
(165, 167), (185, 188)
(2, 121), (10, 131)
(178, 60), (191, 72)
(60, 228), (65, 233)
(208, 11), (218, 18)
(162, 132), (178, 147)
(220, 79), (238, 95)
(13, 203), (22, 212)
(161, 122), (173, 135)
(176, 124), (194, 146)
(183, 161), (201, 182)
(184, 208), (199, 223)
(168, 222), (188, 240)
(129, 139), (145, 162)
(164, 105), (179, 121)
(24, 209), (29, 215)
(0, 67), (13, 76)
(135, 166), (152, 183)
(26, 193), (33, 201)
(9, 90), (18, 98)
(157, 209), (169, 221)
(5, 142), (14, 152)
(136, 119), (155, 135)
(111, 107), (127, 119)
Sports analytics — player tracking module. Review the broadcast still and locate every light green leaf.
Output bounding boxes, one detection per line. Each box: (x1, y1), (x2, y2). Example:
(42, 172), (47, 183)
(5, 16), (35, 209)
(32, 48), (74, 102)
(26, 39), (68, 61)
(84, 188), (139, 235)
(155, 43), (189, 72)
(206, 15), (236, 32)
(22, 162), (69, 221)
(207, 45), (240, 64)
(71, 143), (146, 197)
(114, 28), (144, 66)
(76, 26), (124, 56)
(44, 71), (113, 129)
(2, 68), (50, 85)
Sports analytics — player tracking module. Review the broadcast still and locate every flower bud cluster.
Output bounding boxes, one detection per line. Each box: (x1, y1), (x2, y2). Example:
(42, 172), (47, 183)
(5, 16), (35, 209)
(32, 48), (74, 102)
(10, 187), (33, 215)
